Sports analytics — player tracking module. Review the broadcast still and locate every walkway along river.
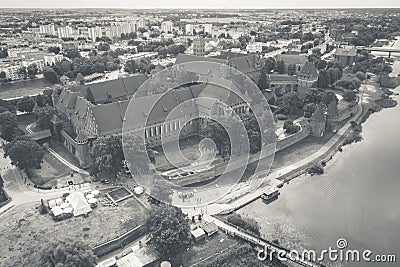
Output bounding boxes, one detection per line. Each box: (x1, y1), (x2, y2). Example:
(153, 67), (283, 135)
(238, 89), (400, 266)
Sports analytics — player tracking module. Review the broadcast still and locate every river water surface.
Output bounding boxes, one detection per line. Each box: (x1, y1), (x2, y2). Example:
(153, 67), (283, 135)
(239, 68), (400, 266)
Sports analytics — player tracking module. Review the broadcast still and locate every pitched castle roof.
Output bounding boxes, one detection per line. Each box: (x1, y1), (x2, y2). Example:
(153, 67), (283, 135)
(276, 54), (308, 65)
(175, 53), (258, 75)
(311, 104), (326, 122)
(299, 62), (318, 78)
(326, 100), (339, 117)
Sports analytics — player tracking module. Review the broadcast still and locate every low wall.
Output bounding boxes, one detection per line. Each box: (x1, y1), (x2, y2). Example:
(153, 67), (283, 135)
(276, 120), (310, 152)
(93, 224), (145, 257)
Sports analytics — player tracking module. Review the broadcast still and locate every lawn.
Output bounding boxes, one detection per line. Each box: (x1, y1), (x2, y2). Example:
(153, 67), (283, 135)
(50, 142), (82, 167)
(29, 151), (75, 186)
(0, 196), (147, 266)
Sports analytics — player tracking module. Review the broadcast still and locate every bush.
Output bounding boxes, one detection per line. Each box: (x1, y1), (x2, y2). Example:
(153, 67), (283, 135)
(283, 120), (300, 134)
(276, 114), (287, 120)
(343, 132), (363, 146)
(355, 71), (366, 81)
(39, 205), (48, 214)
(226, 213), (260, 236)
(343, 90), (356, 102)
(307, 164), (324, 176)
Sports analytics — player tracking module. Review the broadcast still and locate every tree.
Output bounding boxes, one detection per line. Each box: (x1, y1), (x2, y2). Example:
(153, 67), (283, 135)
(257, 67), (269, 90)
(148, 178), (173, 205)
(48, 46), (60, 54)
(85, 88), (95, 104)
(124, 60), (137, 73)
(0, 99), (16, 113)
(314, 59), (327, 70)
(146, 204), (191, 259)
(0, 111), (18, 141)
(64, 49), (81, 59)
(0, 48), (8, 58)
(355, 71), (366, 81)
(322, 91), (338, 106)
(43, 67), (59, 83)
(97, 43), (110, 51)
(35, 106), (56, 130)
(276, 60), (285, 74)
(0, 71), (6, 81)
(19, 66), (27, 80)
(328, 68), (342, 84)
(89, 135), (124, 180)
(239, 113), (262, 154)
(38, 239), (97, 267)
(304, 88), (323, 105)
(93, 62), (106, 73)
(283, 120), (300, 134)
(3, 136), (45, 172)
(202, 119), (230, 157)
(287, 64), (296, 76)
(317, 69), (331, 88)
(277, 92), (304, 115)
(123, 134), (150, 175)
(17, 96), (35, 113)
(303, 103), (317, 118)
(27, 63), (38, 79)
(343, 90), (356, 102)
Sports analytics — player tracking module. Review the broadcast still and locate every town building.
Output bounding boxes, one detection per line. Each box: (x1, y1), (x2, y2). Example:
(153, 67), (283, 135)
(88, 26), (103, 42)
(275, 54), (308, 74)
(57, 26), (74, 39)
(39, 24), (56, 36)
(193, 38), (205, 56)
(297, 62), (319, 88)
(52, 70), (248, 167)
(334, 46), (357, 66)
(161, 21), (173, 33)
(185, 24), (194, 35)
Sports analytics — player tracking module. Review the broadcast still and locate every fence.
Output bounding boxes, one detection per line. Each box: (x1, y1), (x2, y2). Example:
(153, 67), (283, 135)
(93, 224), (145, 257)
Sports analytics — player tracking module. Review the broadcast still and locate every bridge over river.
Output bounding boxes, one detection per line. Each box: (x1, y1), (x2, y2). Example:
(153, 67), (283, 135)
(357, 46), (400, 57)
(206, 215), (326, 267)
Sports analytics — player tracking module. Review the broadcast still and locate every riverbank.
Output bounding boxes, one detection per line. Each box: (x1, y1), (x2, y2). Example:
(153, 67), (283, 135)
(236, 80), (400, 266)
(0, 78), (54, 99)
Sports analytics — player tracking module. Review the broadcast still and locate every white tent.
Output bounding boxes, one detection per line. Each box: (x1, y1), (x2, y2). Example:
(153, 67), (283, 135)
(60, 203), (70, 209)
(51, 206), (63, 217)
(48, 200), (57, 209)
(134, 187), (144, 195)
(55, 198), (63, 205)
(66, 192), (92, 217)
(63, 207), (73, 214)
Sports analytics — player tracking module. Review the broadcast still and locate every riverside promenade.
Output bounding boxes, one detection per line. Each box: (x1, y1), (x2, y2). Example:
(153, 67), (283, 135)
(182, 90), (365, 217)
(204, 215), (326, 267)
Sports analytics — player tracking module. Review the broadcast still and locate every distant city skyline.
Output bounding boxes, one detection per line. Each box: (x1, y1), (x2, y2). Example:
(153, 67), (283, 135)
(2, 0), (400, 9)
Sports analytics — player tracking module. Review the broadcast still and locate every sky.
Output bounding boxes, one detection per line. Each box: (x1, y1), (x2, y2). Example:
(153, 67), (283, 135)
(2, 0), (400, 9)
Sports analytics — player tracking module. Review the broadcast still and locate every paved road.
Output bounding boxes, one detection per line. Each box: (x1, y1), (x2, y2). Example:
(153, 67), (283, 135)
(182, 89), (364, 217)
(0, 137), (91, 217)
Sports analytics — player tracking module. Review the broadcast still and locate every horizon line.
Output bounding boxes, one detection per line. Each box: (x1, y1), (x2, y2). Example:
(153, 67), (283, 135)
(1, 7), (400, 10)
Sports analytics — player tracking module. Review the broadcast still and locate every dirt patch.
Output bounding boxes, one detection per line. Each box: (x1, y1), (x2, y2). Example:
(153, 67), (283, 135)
(0, 196), (147, 266)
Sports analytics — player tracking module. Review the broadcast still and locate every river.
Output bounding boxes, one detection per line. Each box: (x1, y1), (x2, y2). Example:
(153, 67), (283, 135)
(239, 76), (400, 265)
